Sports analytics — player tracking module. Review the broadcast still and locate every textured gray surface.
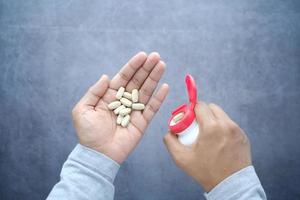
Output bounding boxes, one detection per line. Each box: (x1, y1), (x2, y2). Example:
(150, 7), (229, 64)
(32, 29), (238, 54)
(1, 1), (300, 199)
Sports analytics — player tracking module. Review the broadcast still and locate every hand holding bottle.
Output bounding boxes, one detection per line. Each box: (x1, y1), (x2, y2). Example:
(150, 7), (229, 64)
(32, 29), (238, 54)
(164, 102), (252, 192)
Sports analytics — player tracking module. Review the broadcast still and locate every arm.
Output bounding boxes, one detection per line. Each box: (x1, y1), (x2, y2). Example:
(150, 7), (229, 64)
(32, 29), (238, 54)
(47, 52), (169, 199)
(204, 166), (266, 200)
(47, 144), (119, 200)
(164, 102), (267, 200)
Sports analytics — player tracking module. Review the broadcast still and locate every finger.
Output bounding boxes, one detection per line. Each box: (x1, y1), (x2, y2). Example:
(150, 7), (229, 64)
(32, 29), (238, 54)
(78, 75), (109, 107)
(208, 103), (232, 121)
(139, 61), (166, 104)
(110, 52), (147, 89)
(143, 83), (169, 123)
(163, 132), (183, 155)
(194, 101), (215, 127)
(125, 52), (160, 92)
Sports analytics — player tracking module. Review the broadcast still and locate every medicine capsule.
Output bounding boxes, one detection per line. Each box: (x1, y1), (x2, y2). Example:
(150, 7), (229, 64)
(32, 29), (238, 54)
(114, 105), (126, 115)
(116, 87), (125, 99)
(120, 98), (132, 107)
(132, 103), (145, 110)
(121, 115), (130, 127)
(173, 112), (184, 123)
(123, 92), (132, 100)
(108, 101), (121, 110)
(132, 89), (139, 102)
(119, 108), (131, 116)
(117, 114), (123, 125)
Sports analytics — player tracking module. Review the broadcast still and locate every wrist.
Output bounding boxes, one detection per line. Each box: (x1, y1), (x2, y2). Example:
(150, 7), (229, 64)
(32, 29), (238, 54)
(195, 177), (221, 192)
(199, 165), (252, 192)
(70, 144), (120, 183)
(204, 166), (265, 200)
(80, 143), (127, 164)
(201, 181), (218, 193)
(95, 148), (127, 164)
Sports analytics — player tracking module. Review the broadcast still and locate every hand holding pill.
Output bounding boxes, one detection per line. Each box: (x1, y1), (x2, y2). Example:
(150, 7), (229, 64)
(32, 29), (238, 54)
(72, 52), (169, 164)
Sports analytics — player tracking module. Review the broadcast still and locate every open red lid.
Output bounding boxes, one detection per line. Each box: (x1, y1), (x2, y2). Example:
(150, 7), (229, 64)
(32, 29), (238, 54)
(168, 74), (198, 134)
(185, 74), (197, 108)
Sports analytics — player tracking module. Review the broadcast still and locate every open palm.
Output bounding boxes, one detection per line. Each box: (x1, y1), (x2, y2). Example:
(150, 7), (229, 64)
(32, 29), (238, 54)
(72, 52), (169, 163)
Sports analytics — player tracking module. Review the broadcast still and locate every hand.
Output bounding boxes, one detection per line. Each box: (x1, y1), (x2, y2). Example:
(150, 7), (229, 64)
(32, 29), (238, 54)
(72, 52), (169, 164)
(164, 102), (251, 192)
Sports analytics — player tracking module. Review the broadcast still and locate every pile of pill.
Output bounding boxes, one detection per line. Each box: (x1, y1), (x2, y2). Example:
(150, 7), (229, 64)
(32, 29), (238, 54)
(107, 87), (145, 127)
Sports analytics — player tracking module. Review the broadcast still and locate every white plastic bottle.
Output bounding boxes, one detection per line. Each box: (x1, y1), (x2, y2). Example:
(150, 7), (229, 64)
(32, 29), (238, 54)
(168, 75), (200, 145)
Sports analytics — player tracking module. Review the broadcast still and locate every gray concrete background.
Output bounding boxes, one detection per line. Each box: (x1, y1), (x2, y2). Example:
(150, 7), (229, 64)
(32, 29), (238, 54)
(1, 1), (300, 199)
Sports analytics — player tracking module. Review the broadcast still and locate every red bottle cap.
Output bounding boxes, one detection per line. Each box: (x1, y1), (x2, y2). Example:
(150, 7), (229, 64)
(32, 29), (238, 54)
(168, 74), (198, 134)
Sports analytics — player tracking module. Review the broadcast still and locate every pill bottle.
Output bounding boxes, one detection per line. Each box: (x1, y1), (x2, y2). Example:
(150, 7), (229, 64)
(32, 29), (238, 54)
(168, 74), (200, 145)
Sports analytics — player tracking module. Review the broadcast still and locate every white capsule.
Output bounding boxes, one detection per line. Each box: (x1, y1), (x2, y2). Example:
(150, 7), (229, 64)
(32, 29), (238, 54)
(123, 92), (132, 100)
(132, 89), (139, 102)
(120, 98), (132, 107)
(117, 114), (123, 125)
(119, 107), (131, 116)
(173, 112), (184, 123)
(108, 101), (121, 110)
(116, 87), (125, 99)
(132, 103), (145, 110)
(121, 115), (130, 127)
(114, 105), (126, 115)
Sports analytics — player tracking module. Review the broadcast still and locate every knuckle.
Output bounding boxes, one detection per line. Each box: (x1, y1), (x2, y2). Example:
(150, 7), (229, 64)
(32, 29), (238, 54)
(242, 134), (250, 145)
(119, 72), (130, 81)
(132, 77), (141, 86)
(235, 133), (245, 142)
(141, 88), (152, 97)
(234, 134), (249, 147)
(230, 130), (248, 145)
(206, 120), (221, 132)
(210, 121), (219, 128)
(228, 121), (240, 132)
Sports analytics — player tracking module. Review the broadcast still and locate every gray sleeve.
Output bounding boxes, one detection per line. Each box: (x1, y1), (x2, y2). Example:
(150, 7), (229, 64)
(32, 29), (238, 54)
(47, 144), (120, 200)
(204, 166), (267, 200)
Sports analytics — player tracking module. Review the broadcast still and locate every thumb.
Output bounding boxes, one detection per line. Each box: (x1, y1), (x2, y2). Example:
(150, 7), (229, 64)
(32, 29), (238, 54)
(163, 132), (183, 156)
(78, 74), (110, 107)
